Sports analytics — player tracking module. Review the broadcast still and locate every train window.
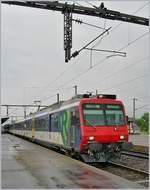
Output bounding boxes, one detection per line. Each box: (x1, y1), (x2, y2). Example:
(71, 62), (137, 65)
(82, 103), (125, 127)
(83, 109), (105, 126)
(70, 107), (80, 126)
(84, 104), (102, 109)
(49, 115), (51, 131)
(105, 104), (122, 109)
(34, 115), (49, 131)
(51, 113), (59, 132)
(105, 110), (124, 126)
(29, 119), (32, 130)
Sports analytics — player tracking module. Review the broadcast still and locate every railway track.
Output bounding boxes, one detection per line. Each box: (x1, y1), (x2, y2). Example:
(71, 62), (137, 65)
(108, 161), (149, 187)
(121, 151), (149, 159)
(91, 161), (149, 187)
(108, 161), (149, 175)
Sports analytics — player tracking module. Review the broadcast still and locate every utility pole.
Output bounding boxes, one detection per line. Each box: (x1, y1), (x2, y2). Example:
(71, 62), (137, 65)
(73, 85), (78, 96)
(6, 106), (9, 117)
(133, 98), (138, 122)
(34, 100), (41, 111)
(57, 93), (60, 103)
(24, 107), (26, 118)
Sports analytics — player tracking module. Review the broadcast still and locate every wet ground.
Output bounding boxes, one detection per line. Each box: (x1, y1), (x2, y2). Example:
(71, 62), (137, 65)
(2, 134), (143, 189)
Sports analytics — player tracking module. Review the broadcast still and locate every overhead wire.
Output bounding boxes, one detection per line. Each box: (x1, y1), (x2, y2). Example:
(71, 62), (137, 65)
(135, 104), (148, 111)
(72, 18), (106, 30)
(8, 107), (20, 117)
(92, 19), (107, 49)
(85, 1), (96, 8)
(61, 31), (149, 89)
(101, 73), (148, 92)
(39, 30), (149, 101)
(31, 0), (96, 102)
(33, 51), (87, 101)
(38, 93), (57, 102)
(31, 2), (149, 103)
(93, 56), (149, 88)
(41, 86), (73, 102)
(41, 2), (148, 92)
(87, 1), (149, 50)
(108, 2), (149, 33)
(118, 31), (149, 52)
(73, 1), (84, 7)
(33, 20), (109, 101)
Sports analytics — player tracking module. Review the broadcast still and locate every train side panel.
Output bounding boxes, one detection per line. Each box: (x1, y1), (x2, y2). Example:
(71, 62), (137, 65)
(9, 106), (82, 152)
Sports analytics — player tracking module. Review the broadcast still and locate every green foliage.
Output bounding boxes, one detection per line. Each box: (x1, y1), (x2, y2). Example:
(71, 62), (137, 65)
(135, 112), (149, 133)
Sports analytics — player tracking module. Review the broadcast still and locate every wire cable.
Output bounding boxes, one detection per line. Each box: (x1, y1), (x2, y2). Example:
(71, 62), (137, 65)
(31, 2), (149, 103)
(118, 31), (149, 52)
(73, 1), (84, 7)
(101, 73), (148, 91)
(8, 107), (19, 117)
(85, 1), (96, 8)
(135, 104), (148, 111)
(93, 56), (149, 88)
(39, 31), (149, 99)
(41, 86), (73, 102)
(33, 51), (87, 101)
(72, 18), (106, 30)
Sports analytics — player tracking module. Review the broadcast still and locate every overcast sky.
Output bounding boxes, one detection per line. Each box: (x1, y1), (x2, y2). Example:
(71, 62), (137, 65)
(1, 1), (149, 119)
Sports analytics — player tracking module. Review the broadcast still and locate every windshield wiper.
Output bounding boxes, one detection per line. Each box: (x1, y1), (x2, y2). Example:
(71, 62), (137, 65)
(85, 118), (96, 128)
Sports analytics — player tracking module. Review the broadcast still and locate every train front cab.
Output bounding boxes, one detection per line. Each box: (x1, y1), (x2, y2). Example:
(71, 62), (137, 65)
(78, 98), (132, 162)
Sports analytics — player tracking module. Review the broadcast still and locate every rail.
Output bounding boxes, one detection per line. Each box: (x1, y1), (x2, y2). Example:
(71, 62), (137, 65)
(108, 161), (149, 175)
(121, 151), (149, 159)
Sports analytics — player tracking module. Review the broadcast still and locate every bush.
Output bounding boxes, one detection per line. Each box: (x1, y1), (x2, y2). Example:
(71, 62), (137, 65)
(135, 112), (149, 133)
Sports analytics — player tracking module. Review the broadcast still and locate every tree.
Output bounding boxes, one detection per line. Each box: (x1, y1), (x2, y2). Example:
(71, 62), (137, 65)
(135, 112), (149, 133)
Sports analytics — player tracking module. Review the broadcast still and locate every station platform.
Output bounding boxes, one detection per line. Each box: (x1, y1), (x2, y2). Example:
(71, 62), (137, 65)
(2, 134), (143, 189)
(129, 134), (149, 146)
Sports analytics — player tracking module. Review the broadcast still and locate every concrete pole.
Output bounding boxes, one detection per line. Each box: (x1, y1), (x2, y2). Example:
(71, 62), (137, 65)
(74, 85), (78, 96)
(57, 93), (59, 103)
(24, 107), (26, 118)
(6, 106), (9, 117)
(133, 98), (138, 122)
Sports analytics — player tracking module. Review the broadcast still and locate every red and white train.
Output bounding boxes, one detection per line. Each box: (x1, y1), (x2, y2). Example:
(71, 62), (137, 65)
(7, 94), (132, 162)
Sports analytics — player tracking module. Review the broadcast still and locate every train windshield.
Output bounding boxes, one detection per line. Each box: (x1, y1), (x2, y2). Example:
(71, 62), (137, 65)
(83, 104), (125, 127)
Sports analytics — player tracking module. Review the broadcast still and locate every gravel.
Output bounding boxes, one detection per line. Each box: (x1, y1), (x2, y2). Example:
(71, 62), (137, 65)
(115, 154), (149, 172)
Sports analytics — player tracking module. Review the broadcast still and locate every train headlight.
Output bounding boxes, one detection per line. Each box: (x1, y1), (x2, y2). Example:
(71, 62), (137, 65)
(88, 136), (95, 141)
(120, 135), (125, 140)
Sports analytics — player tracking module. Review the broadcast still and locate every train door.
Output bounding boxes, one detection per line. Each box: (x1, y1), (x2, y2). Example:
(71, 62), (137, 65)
(70, 107), (81, 149)
(32, 115), (36, 141)
(70, 110), (76, 148)
(48, 114), (51, 139)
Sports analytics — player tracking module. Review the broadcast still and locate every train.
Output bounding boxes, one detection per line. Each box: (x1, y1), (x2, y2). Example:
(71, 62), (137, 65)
(6, 94), (132, 162)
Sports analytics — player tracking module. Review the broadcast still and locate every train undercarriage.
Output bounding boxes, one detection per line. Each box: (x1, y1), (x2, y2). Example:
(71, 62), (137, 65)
(80, 142), (133, 162)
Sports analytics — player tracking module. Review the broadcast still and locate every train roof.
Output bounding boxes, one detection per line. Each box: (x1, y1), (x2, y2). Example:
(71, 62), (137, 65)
(32, 93), (117, 115)
(28, 95), (82, 116)
(13, 94), (120, 124)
